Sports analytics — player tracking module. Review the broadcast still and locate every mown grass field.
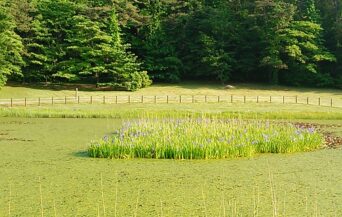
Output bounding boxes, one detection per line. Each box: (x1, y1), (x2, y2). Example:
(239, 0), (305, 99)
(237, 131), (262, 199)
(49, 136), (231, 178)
(1, 82), (342, 99)
(1, 103), (342, 120)
(0, 83), (341, 216)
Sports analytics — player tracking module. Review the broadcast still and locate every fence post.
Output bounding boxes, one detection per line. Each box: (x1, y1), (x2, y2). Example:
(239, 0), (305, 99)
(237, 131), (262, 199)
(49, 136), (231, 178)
(318, 97), (321, 106)
(154, 96), (157, 104)
(295, 96), (298, 104)
(218, 95), (220, 103)
(331, 98), (333, 107)
(257, 96), (259, 103)
(179, 95), (182, 103)
(75, 88), (78, 99)
(141, 96), (144, 103)
(167, 95), (169, 104)
(38, 97), (40, 106)
(269, 96), (271, 103)
(244, 96), (246, 103)
(205, 95), (207, 103)
(115, 96), (118, 104)
(231, 95), (233, 103)
(25, 98), (27, 107)
(90, 96), (92, 104)
(128, 95), (131, 104)
(10, 98), (13, 107)
(103, 96), (106, 104)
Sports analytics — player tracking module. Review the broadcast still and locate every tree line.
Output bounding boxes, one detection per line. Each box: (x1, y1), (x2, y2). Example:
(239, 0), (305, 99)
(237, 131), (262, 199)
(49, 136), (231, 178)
(0, 0), (341, 90)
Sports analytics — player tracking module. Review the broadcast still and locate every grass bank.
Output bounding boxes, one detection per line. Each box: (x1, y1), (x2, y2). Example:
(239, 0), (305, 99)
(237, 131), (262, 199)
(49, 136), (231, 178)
(1, 82), (342, 99)
(0, 103), (342, 120)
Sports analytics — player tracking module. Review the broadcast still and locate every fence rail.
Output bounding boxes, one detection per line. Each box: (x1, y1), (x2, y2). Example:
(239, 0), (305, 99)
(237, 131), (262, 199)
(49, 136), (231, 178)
(0, 95), (341, 108)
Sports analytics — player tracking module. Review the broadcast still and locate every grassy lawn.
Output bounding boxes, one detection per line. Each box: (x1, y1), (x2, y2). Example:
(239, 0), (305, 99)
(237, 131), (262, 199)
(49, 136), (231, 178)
(0, 102), (341, 120)
(1, 82), (342, 99)
(0, 117), (341, 216)
(1, 82), (341, 109)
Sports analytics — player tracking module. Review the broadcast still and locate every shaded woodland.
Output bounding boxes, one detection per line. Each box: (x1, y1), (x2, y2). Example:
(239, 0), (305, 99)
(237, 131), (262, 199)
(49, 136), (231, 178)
(0, 0), (341, 90)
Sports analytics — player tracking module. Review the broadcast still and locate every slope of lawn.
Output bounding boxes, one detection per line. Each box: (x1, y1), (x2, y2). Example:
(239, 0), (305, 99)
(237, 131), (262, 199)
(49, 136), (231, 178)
(0, 117), (341, 216)
(1, 103), (342, 120)
(1, 82), (342, 99)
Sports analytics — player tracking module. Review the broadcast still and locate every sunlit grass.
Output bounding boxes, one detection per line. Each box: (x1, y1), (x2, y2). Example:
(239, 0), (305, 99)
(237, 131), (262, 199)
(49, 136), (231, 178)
(88, 117), (324, 159)
(1, 103), (342, 120)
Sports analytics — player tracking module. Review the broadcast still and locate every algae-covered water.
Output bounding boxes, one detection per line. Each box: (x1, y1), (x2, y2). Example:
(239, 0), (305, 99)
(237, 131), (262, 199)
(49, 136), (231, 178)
(0, 118), (341, 216)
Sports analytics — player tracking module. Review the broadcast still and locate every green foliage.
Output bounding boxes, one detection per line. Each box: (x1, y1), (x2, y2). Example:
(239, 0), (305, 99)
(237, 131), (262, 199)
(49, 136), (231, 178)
(277, 12), (336, 86)
(88, 117), (324, 159)
(24, 15), (56, 82)
(22, 0), (151, 90)
(0, 2), (24, 87)
(0, 0), (341, 89)
(100, 9), (152, 91)
(25, 0), (76, 82)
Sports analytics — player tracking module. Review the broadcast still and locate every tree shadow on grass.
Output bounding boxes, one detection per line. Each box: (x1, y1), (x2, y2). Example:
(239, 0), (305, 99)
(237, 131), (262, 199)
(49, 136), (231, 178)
(6, 81), (342, 96)
(6, 82), (101, 92)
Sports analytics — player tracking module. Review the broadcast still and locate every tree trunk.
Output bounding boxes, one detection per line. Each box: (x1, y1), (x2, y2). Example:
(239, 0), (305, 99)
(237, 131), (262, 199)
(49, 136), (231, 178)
(95, 72), (99, 88)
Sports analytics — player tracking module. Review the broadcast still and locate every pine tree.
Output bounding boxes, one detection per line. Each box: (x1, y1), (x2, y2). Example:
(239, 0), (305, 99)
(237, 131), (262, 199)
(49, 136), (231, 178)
(22, 0), (77, 83)
(60, 6), (151, 91)
(103, 8), (151, 91)
(24, 15), (55, 82)
(0, 2), (24, 87)
(60, 14), (111, 82)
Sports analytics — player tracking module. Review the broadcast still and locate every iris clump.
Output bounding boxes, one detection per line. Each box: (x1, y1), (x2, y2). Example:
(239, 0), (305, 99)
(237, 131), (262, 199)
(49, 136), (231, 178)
(88, 118), (324, 159)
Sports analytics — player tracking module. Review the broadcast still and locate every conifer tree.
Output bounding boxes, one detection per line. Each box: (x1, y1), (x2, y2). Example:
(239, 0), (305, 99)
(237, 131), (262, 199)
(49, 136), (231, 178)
(25, 0), (76, 82)
(104, 8), (151, 91)
(61, 7), (151, 90)
(61, 14), (111, 82)
(0, 2), (24, 87)
(24, 15), (55, 82)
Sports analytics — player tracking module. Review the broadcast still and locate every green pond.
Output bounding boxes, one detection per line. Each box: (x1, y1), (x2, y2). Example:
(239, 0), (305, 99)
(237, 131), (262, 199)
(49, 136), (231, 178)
(0, 118), (341, 216)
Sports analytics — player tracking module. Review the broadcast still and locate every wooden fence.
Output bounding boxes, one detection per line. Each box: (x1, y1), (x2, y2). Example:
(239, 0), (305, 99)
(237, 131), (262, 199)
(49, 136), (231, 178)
(0, 95), (341, 108)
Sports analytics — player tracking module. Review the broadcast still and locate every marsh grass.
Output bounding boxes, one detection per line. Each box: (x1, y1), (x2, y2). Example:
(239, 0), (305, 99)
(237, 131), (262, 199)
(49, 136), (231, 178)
(4, 175), (333, 216)
(39, 177), (44, 217)
(88, 117), (324, 159)
(8, 183), (11, 217)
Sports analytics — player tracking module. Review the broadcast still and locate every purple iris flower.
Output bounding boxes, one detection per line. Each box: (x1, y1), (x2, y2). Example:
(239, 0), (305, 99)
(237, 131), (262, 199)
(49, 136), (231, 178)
(307, 127), (315, 134)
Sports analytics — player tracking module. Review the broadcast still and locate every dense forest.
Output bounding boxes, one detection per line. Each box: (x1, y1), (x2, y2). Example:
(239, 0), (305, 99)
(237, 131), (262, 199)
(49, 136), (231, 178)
(0, 0), (341, 90)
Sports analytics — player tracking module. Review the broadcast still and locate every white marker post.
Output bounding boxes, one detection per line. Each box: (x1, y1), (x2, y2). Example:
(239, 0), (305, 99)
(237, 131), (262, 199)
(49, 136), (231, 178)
(75, 88), (78, 99)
